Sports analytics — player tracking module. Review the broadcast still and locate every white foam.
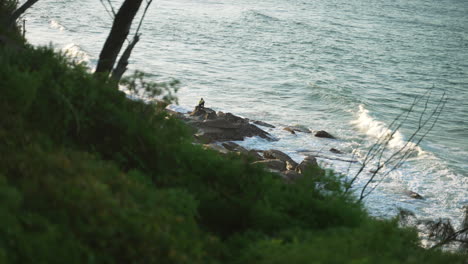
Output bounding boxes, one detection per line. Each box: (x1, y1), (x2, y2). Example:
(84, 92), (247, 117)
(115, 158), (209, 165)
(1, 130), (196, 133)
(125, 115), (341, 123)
(351, 105), (423, 153)
(166, 104), (191, 114)
(61, 43), (90, 64)
(49, 19), (65, 31)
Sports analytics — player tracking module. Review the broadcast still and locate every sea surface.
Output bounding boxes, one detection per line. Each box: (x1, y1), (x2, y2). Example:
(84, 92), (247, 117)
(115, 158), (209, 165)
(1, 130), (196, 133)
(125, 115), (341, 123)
(24, 0), (468, 228)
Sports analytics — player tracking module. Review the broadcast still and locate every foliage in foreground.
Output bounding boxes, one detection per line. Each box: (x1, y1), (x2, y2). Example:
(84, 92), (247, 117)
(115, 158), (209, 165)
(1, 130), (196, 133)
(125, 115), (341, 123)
(0, 22), (465, 264)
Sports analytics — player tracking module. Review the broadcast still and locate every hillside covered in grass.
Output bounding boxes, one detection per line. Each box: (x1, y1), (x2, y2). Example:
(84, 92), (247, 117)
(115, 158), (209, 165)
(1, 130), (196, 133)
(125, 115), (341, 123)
(0, 2), (466, 264)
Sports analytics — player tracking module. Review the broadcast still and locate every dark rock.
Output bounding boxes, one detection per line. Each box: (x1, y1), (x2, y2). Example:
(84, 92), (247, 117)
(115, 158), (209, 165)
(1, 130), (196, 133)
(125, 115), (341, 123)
(252, 159), (286, 171)
(315, 130), (336, 139)
(203, 144), (229, 154)
(283, 127), (296, 134)
(263, 149), (298, 170)
(406, 190), (424, 200)
(221, 142), (242, 151)
(182, 106), (275, 143)
(330, 148), (343, 154)
(205, 111), (217, 120)
(289, 125), (312, 134)
(296, 155), (319, 174)
(223, 112), (248, 124)
(221, 142), (249, 154)
(201, 119), (241, 129)
(247, 150), (264, 161)
(282, 170), (301, 181)
(190, 106), (209, 116)
(253, 120), (276, 128)
(286, 160), (296, 171)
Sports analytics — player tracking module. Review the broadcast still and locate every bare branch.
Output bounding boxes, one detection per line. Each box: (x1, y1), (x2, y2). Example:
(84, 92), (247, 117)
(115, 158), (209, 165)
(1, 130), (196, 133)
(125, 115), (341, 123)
(343, 89), (446, 202)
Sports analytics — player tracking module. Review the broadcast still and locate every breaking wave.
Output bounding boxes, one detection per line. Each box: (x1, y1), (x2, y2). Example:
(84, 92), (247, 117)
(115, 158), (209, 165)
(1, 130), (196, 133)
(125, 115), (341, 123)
(61, 43), (90, 64)
(49, 19), (65, 31)
(351, 105), (423, 154)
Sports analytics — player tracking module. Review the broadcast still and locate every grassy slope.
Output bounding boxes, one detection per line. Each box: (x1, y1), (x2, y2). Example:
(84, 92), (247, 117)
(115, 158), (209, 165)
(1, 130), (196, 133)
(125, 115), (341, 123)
(0, 7), (465, 264)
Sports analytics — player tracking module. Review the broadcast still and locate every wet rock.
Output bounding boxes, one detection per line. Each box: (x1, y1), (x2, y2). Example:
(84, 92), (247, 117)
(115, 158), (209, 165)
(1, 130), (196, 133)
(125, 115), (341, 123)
(201, 119), (241, 129)
(252, 159), (286, 171)
(205, 111), (217, 120)
(221, 142), (242, 151)
(221, 142), (249, 154)
(406, 190), (425, 200)
(330, 148), (343, 154)
(247, 150), (264, 161)
(283, 127), (296, 134)
(180, 106), (275, 143)
(263, 149), (298, 169)
(289, 125), (312, 134)
(315, 130), (336, 139)
(286, 160), (296, 171)
(190, 106), (210, 117)
(222, 112), (248, 124)
(296, 155), (319, 174)
(190, 117), (272, 143)
(253, 120), (276, 128)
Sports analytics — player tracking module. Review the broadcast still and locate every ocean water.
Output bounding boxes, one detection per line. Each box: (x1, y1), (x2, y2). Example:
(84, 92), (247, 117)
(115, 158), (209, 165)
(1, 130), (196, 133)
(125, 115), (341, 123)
(24, 0), (467, 227)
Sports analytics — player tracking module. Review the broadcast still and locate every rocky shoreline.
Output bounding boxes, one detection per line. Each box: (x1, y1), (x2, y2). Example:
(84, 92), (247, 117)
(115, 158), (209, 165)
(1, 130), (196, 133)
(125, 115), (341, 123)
(165, 104), (427, 200)
(165, 105), (341, 181)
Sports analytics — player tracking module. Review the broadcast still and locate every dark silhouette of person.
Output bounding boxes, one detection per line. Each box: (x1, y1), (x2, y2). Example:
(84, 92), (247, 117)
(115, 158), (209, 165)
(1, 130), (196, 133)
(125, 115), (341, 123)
(198, 98), (205, 108)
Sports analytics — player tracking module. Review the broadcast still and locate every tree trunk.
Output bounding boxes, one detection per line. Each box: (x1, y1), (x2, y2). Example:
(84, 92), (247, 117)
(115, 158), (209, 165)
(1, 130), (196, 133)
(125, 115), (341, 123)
(95, 0), (144, 76)
(111, 34), (140, 81)
(8, 0), (40, 27)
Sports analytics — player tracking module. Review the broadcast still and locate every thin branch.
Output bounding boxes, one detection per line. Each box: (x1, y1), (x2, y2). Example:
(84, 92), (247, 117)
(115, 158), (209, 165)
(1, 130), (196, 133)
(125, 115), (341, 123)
(430, 227), (468, 250)
(358, 91), (446, 201)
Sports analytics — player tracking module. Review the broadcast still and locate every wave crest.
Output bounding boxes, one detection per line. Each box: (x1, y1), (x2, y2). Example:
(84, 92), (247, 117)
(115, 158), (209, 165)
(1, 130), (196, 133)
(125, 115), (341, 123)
(50, 19), (65, 31)
(61, 43), (90, 64)
(351, 105), (423, 153)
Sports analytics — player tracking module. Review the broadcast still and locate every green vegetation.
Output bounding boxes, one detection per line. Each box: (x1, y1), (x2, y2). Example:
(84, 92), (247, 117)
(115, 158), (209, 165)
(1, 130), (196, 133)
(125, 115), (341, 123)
(0, 3), (465, 264)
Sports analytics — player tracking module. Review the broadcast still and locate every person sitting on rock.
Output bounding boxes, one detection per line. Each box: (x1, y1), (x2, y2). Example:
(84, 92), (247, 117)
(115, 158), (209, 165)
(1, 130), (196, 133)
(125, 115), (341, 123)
(198, 98), (205, 109)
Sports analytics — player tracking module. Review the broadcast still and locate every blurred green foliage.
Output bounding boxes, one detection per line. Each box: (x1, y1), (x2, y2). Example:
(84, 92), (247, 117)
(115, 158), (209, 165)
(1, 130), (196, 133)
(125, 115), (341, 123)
(0, 2), (465, 262)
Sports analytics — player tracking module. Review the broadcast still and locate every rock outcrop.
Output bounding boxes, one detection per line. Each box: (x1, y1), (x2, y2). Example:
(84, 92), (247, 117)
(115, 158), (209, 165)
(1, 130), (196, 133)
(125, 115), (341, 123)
(253, 120), (275, 128)
(296, 155), (319, 174)
(263, 149), (298, 170)
(166, 105), (325, 182)
(185, 107), (273, 143)
(314, 130), (336, 139)
(252, 159), (286, 171)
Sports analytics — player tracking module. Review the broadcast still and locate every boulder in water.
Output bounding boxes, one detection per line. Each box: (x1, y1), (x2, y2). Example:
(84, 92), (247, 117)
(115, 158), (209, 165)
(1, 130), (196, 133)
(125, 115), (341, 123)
(283, 127), (296, 134)
(330, 148), (343, 154)
(406, 190), (425, 200)
(315, 130), (336, 139)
